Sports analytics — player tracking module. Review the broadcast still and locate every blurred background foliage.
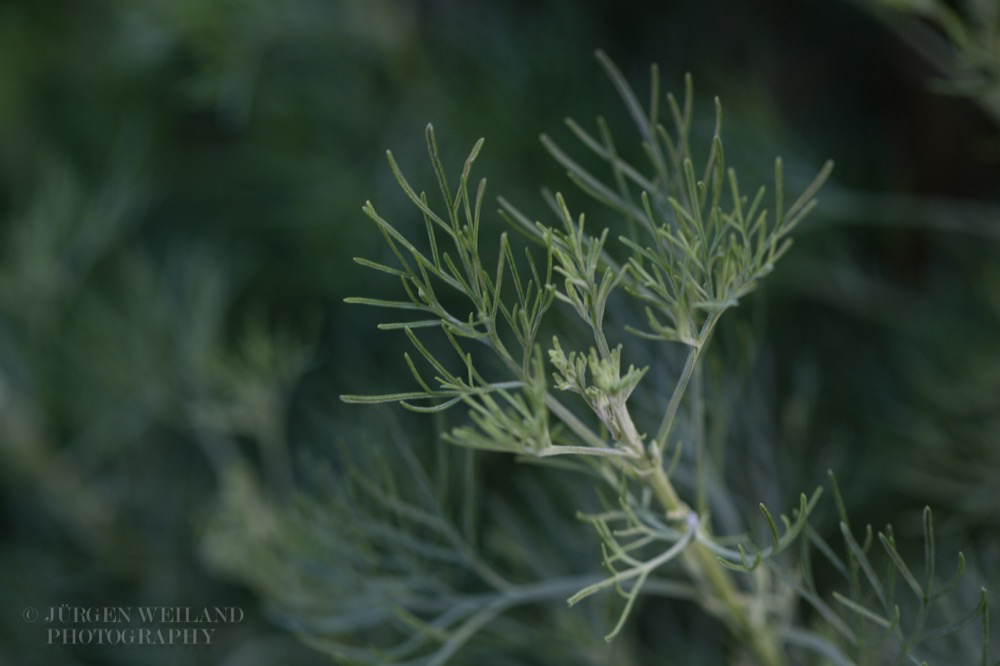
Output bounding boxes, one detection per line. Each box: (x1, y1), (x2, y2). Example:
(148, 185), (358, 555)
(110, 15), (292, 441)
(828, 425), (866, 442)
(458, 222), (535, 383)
(0, 0), (998, 664)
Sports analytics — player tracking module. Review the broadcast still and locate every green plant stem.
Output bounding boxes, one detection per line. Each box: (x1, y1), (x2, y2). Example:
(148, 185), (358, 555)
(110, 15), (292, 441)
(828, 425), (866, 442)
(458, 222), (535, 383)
(643, 315), (785, 665)
(655, 310), (723, 454)
(692, 361), (707, 519)
(605, 304), (782, 663)
(646, 464), (785, 666)
(545, 394), (608, 450)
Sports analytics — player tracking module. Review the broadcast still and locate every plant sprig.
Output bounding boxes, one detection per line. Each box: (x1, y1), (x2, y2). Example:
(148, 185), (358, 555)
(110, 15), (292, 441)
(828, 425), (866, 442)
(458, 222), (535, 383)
(340, 52), (836, 666)
(336, 51), (987, 666)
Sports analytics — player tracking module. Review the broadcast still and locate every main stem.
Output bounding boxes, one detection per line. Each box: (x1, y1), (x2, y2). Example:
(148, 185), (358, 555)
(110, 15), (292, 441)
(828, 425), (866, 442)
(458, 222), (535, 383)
(644, 311), (783, 666)
(646, 465), (784, 666)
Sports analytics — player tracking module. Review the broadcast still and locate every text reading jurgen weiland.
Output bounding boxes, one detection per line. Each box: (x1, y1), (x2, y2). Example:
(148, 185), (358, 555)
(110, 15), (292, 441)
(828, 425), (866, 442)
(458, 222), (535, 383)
(42, 605), (244, 646)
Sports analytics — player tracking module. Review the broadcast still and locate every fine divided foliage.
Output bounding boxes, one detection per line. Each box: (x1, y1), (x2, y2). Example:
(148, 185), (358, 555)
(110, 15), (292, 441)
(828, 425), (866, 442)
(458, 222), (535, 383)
(327, 51), (991, 664)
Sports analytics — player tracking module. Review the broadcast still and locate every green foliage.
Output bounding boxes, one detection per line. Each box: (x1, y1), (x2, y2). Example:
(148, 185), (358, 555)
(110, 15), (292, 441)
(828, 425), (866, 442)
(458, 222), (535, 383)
(203, 429), (645, 665)
(780, 475), (990, 665)
(329, 52), (991, 664)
